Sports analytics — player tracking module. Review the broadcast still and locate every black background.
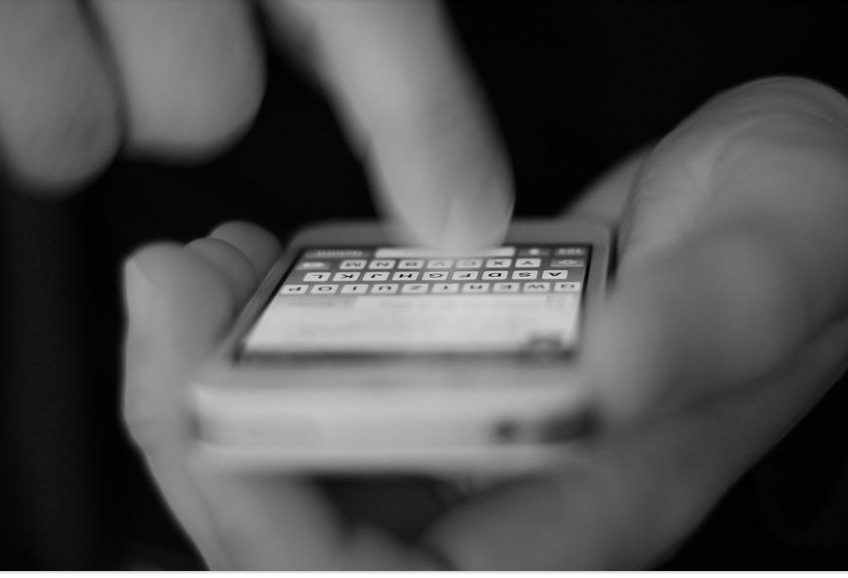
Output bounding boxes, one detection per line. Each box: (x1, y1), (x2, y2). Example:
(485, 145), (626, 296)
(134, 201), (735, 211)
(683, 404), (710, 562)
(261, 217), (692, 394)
(2, 0), (848, 569)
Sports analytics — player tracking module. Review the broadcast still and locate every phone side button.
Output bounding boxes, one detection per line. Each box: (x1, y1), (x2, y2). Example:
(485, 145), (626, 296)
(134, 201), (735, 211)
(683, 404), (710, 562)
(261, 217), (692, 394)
(490, 411), (599, 445)
(537, 410), (599, 442)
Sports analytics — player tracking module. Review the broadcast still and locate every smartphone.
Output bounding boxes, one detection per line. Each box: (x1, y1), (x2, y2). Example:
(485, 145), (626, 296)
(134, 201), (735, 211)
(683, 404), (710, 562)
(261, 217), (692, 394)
(191, 218), (613, 474)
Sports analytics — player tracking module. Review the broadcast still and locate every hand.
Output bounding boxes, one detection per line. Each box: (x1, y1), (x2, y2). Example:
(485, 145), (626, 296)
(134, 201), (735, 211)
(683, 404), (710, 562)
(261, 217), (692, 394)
(124, 222), (463, 570)
(123, 76), (848, 569)
(0, 0), (511, 248)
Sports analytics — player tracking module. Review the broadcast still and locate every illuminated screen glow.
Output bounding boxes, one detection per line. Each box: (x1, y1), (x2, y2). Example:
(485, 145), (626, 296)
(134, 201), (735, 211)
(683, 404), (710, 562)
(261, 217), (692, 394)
(240, 245), (590, 357)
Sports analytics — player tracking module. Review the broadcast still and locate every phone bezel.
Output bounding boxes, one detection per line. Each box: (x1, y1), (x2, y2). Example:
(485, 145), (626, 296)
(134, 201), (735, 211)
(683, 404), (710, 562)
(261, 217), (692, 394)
(190, 218), (613, 468)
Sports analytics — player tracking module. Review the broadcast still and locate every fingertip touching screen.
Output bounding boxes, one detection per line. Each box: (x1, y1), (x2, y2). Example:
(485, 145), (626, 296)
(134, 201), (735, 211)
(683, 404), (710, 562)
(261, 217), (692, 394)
(239, 244), (590, 359)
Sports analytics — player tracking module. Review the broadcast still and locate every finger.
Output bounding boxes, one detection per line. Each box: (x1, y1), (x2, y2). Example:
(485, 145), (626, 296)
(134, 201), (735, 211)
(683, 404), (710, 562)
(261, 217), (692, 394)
(619, 76), (848, 273)
(184, 221), (284, 305)
(261, 0), (513, 249)
(122, 223), (278, 567)
(91, 0), (264, 160)
(123, 242), (237, 568)
(124, 225), (439, 569)
(562, 146), (652, 224)
(425, 318), (848, 570)
(586, 77), (848, 421)
(208, 220), (283, 276)
(192, 468), (442, 570)
(124, 223), (281, 450)
(167, 229), (437, 569)
(185, 237), (259, 306)
(0, 0), (120, 191)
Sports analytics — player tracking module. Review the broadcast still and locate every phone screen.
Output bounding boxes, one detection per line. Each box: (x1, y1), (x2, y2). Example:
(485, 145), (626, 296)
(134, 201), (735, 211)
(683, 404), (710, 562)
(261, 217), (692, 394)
(238, 244), (590, 358)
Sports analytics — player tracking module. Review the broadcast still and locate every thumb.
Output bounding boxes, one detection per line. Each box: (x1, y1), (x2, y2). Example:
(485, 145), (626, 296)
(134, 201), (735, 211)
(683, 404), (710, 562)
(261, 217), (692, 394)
(585, 77), (848, 423)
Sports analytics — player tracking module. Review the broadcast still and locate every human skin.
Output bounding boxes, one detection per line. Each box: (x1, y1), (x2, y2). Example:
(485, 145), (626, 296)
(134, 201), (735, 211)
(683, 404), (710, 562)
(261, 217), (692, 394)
(0, 0), (512, 248)
(123, 77), (848, 568)
(2, 0), (847, 569)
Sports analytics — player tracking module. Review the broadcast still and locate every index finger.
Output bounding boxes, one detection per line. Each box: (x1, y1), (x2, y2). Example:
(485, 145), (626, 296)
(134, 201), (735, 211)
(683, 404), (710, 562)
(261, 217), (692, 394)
(261, 0), (513, 249)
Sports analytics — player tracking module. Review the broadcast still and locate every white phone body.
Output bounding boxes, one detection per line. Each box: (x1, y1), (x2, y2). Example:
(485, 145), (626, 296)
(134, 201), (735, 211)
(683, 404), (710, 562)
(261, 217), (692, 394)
(191, 218), (613, 475)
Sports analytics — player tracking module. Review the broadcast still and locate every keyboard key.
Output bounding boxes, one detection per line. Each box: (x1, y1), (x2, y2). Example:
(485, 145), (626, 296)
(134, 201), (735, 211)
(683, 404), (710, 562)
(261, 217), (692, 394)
(452, 271), (479, 281)
(512, 270), (538, 280)
(432, 283), (459, 293)
(297, 261), (330, 270)
(286, 249), (586, 308)
(310, 284), (338, 294)
(518, 247), (550, 257)
(426, 259), (453, 269)
(555, 247), (587, 256)
(422, 271), (449, 281)
(371, 284), (399, 294)
(398, 259), (425, 269)
(392, 271), (420, 281)
(485, 258), (512, 268)
(280, 284), (308, 294)
(363, 271), (390, 281)
(341, 284), (369, 294)
(462, 282), (489, 293)
(550, 258), (585, 268)
(482, 270), (508, 280)
(515, 258), (542, 268)
(456, 258), (483, 268)
(305, 249), (367, 259)
(493, 282), (520, 293)
(401, 283), (429, 294)
(303, 272), (332, 282)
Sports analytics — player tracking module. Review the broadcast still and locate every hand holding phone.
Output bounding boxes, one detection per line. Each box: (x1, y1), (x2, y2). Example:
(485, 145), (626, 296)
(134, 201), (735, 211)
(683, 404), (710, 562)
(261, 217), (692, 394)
(191, 218), (613, 474)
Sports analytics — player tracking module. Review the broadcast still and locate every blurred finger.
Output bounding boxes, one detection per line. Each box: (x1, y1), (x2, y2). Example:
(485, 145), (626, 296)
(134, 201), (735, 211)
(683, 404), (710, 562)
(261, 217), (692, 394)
(185, 237), (259, 306)
(122, 223), (279, 567)
(91, 0), (264, 160)
(262, 0), (513, 249)
(124, 224), (436, 569)
(182, 222), (282, 327)
(123, 242), (236, 568)
(618, 77), (848, 273)
(586, 77), (848, 421)
(208, 220), (283, 276)
(563, 146), (652, 224)
(191, 468), (440, 570)
(0, 0), (120, 191)
(425, 318), (848, 570)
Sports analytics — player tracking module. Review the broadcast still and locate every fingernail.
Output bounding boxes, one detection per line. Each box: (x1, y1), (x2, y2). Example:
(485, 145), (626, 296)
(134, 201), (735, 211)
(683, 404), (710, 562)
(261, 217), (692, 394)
(123, 257), (157, 340)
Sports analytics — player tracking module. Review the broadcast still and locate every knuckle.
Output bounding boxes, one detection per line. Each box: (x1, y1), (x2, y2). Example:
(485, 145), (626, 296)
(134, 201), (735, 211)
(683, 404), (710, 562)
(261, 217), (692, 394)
(717, 75), (848, 132)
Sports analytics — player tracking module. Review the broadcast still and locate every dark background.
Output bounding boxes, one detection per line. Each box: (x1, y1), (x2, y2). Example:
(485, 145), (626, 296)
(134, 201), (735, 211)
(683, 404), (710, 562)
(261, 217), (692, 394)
(2, 0), (847, 569)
